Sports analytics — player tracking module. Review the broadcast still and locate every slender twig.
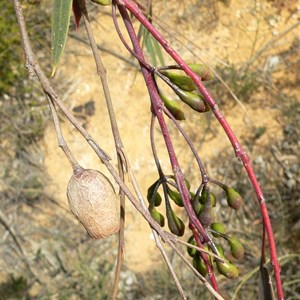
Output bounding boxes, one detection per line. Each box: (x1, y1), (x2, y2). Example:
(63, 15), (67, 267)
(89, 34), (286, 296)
(117, 1), (284, 299)
(177, 239), (225, 263)
(79, 3), (127, 297)
(161, 105), (209, 182)
(47, 98), (80, 170)
(69, 32), (138, 68)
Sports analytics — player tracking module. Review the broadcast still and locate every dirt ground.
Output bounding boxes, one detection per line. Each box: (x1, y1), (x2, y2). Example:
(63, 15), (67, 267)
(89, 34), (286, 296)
(40, 0), (299, 275)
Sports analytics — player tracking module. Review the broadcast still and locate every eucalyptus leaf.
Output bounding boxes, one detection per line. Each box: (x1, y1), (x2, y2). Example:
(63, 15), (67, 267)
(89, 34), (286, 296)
(51, 0), (73, 76)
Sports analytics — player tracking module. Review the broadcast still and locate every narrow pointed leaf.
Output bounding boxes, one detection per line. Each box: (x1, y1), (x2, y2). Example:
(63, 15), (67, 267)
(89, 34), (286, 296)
(152, 38), (165, 66)
(51, 0), (73, 76)
(72, 0), (82, 32)
(259, 263), (275, 300)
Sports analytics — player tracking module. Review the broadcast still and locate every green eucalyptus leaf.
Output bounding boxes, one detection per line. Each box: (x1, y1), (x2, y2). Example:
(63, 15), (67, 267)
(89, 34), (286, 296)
(51, 0), (73, 76)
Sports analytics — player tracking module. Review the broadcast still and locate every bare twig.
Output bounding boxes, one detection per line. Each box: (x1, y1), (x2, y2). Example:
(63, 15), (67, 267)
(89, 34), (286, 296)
(78, 3), (127, 297)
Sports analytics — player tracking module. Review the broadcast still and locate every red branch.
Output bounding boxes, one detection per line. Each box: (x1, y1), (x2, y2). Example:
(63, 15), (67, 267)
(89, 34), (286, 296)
(191, 225), (219, 294)
(118, 1), (284, 299)
(116, 2), (220, 291)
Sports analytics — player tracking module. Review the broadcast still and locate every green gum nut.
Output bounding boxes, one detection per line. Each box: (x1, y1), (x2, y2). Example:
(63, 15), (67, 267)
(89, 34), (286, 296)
(214, 244), (225, 261)
(188, 63), (214, 81)
(167, 186), (184, 207)
(160, 94), (185, 121)
(198, 204), (212, 228)
(216, 260), (239, 279)
(166, 206), (185, 236)
(175, 88), (210, 113)
(149, 206), (165, 227)
(225, 187), (243, 210)
(192, 196), (202, 216)
(200, 190), (216, 207)
(227, 237), (245, 260)
(184, 178), (191, 191)
(160, 70), (196, 91)
(210, 222), (226, 237)
(193, 253), (207, 277)
(91, 0), (111, 5)
(147, 181), (162, 207)
(187, 235), (197, 257)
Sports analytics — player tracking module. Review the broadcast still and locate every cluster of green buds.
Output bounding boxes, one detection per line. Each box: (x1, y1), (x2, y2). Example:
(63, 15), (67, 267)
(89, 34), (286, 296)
(147, 176), (190, 236)
(157, 63), (214, 119)
(188, 224), (244, 279)
(187, 183), (244, 279)
(147, 176), (244, 279)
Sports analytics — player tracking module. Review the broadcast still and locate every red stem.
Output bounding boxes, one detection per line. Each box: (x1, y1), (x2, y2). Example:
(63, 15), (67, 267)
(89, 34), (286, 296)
(116, 2), (219, 291)
(191, 225), (219, 295)
(119, 1), (283, 299)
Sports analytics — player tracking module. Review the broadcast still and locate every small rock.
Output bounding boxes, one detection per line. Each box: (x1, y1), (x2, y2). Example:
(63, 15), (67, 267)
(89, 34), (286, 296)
(28, 281), (42, 298)
(284, 170), (293, 179)
(286, 178), (296, 189)
(284, 125), (293, 135)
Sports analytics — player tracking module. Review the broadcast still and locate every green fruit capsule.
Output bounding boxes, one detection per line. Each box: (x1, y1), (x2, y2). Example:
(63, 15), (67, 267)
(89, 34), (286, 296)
(188, 63), (214, 81)
(187, 235), (197, 257)
(147, 180), (162, 207)
(167, 186), (184, 207)
(174, 88), (210, 113)
(184, 178), (191, 191)
(227, 237), (244, 260)
(210, 222), (226, 237)
(224, 187), (243, 210)
(193, 253), (207, 277)
(200, 190), (216, 207)
(160, 70), (196, 91)
(149, 206), (165, 227)
(198, 205), (212, 228)
(160, 94), (185, 120)
(166, 206), (185, 236)
(215, 244), (225, 258)
(216, 260), (238, 279)
(91, 0), (111, 5)
(192, 196), (202, 216)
